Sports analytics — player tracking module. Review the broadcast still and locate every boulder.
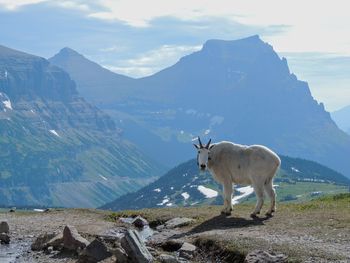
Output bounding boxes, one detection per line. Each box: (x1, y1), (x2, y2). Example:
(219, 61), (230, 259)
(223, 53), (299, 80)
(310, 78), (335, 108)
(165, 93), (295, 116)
(31, 232), (57, 251)
(164, 218), (194, 229)
(245, 250), (288, 263)
(159, 254), (179, 263)
(0, 221), (9, 233)
(113, 247), (128, 263)
(178, 242), (196, 259)
(132, 216), (149, 228)
(63, 225), (89, 251)
(47, 232), (64, 249)
(161, 239), (184, 252)
(79, 238), (112, 263)
(121, 229), (153, 263)
(0, 233), (10, 244)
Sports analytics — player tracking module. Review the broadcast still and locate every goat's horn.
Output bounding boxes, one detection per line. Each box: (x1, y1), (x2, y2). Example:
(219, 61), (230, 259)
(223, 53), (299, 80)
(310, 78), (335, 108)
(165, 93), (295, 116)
(198, 136), (203, 148)
(205, 139), (211, 149)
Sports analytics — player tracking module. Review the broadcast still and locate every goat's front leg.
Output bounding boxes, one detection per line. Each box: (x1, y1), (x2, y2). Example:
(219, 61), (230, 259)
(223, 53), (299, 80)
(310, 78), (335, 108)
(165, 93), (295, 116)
(221, 182), (233, 215)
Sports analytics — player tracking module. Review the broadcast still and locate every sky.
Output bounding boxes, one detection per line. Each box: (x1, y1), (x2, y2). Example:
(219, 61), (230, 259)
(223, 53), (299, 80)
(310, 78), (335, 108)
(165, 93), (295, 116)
(0, 0), (349, 111)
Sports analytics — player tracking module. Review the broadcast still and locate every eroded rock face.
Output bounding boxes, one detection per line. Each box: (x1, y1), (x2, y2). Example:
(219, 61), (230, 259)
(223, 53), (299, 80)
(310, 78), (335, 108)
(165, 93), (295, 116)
(245, 250), (288, 263)
(63, 225), (89, 251)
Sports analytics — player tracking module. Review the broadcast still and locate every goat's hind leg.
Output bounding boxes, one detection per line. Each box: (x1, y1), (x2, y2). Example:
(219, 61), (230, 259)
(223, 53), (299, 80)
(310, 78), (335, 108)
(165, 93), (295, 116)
(264, 179), (276, 216)
(251, 184), (264, 218)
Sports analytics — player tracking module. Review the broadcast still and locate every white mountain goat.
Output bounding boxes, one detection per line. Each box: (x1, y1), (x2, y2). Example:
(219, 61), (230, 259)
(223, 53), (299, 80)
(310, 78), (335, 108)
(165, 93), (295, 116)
(194, 137), (281, 217)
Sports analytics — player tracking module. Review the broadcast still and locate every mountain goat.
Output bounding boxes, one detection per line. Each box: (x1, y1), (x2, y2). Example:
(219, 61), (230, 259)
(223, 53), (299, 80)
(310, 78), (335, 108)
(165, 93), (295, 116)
(194, 137), (280, 217)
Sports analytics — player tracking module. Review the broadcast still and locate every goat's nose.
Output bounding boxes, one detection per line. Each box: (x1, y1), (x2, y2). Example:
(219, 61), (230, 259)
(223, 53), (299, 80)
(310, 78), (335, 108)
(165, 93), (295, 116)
(200, 164), (206, 169)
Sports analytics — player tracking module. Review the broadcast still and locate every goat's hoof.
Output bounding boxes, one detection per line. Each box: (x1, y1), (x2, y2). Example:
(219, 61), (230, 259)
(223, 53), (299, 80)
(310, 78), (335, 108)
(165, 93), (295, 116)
(221, 210), (232, 216)
(250, 213), (258, 219)
(265, 212), (273, 217)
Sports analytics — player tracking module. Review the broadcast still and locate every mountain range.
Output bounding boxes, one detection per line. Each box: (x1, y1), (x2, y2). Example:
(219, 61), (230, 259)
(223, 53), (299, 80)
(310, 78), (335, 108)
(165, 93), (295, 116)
(50, 35), (350, 178)
(101, 156), (350, 211)
(0, 45), (163, 208)
(332, 105), (350, 135)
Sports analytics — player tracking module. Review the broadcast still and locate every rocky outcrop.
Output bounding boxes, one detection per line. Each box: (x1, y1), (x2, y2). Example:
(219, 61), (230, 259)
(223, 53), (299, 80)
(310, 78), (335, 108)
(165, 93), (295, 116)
(0, 221), (9, 233)
(63, 225), (89, 251)
(121, 229), (153, 263)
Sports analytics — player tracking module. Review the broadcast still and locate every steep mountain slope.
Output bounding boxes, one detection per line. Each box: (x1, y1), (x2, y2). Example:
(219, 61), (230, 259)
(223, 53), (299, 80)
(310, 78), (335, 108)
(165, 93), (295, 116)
(332, 105), (350, 135)
(49, 36), (350, 177)
(101, 156), (350, 211)
(0, 45), (163, 208)
(49, 47), (134, 106)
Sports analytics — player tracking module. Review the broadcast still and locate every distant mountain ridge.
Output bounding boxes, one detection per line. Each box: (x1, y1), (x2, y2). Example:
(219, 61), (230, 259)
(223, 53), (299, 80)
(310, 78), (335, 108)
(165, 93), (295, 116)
(49, 35), (350, 178)
(0, 44), (163, 208)
(332, 105), (350, 135)
(101, 156), (350, 211)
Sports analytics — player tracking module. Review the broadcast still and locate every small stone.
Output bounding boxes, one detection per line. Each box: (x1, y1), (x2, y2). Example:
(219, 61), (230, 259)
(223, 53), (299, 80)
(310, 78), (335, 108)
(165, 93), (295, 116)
(245, 250), (288, 263)
(0, 233), (10, 244)
(0, 221), (10, 233)
(47, 246), (53, 254)
(63, 225), (90, 251)
(164, 218), (194, 229)
(132, 216), (149, 228)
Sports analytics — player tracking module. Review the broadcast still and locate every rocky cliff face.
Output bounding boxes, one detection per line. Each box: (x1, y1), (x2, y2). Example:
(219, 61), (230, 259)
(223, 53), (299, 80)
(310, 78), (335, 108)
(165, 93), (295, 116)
(49, 36), (350, 178)
(0, 45), (163, 208)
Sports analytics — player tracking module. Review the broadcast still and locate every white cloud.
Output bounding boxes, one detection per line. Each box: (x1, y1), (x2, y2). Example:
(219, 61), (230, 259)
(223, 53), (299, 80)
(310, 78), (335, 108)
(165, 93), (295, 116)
(0, 0), (47, 10)
(103, 44), (202, 77)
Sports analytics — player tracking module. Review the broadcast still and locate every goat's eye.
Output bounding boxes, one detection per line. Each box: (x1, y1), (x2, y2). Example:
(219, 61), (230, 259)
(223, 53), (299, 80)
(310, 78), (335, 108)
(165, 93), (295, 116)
(198, 151), (200, 154)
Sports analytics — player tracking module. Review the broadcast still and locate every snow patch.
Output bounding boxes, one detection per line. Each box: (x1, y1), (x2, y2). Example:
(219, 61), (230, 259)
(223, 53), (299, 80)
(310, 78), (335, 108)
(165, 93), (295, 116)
(166, 203), (173, 207)
(99, 174), (108, 181)
(153, 188), (161, 192)
(204, 129), (210, 135)
(232, 186), (254, 205)
(157, 198), (169, 206)
(291, 167), (300, 173)
(181, 192), (190, 200)
(197, 185), (218, 198)
(49, 130), (60, 137)
(2, 100), (12, 110)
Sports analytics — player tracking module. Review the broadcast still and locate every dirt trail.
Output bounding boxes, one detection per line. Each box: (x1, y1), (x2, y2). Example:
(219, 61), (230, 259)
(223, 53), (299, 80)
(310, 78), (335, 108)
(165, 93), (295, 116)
(0, 201), (349, 262)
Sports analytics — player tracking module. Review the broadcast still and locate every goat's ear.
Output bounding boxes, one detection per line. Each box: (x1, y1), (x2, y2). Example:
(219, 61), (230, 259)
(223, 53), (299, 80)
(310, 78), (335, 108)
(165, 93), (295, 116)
(193, 144), (199, 149)
(209, 144), (215, 150)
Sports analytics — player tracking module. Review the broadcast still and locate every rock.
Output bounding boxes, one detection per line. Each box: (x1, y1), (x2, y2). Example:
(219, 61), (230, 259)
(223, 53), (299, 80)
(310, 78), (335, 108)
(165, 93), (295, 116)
(245, 250), (288, 263)
(164, 218), (194, 229)
(113, 247), (128, 263)
(161, 239), (184, 252)
(0, 233), (10, 244)
(31, 232), (56, 251)
(159, 254), (179, 263)
(79, 239), (112, 263)
(0, 221), (9, 233)
(9, 207), (16, 212)
(121, 229), (153, 263)
(47, 246), (54, 254)
(47, 232), (64, 249)
(132, 216), (149, 228)
(178, 242), (196, 259)
(63, 225), (90, 251)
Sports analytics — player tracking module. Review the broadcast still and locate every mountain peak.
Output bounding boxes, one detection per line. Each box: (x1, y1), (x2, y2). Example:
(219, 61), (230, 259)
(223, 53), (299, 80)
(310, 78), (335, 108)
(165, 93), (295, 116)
(203, 35), (265, 50)
(56, 47), (82, 58)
